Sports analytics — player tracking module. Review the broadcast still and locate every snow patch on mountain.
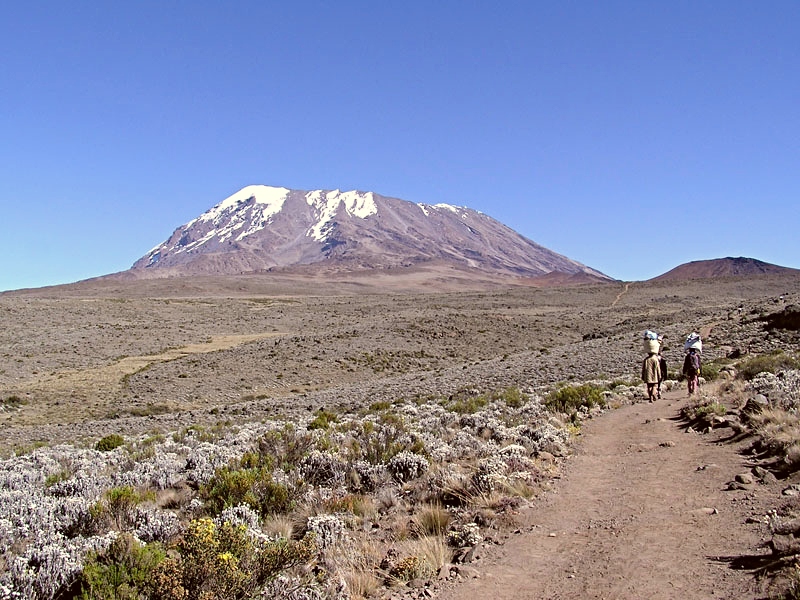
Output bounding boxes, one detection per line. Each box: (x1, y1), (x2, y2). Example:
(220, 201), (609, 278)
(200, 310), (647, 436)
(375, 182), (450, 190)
(306, 189), (378, 241)
(194, 185), (289, 226)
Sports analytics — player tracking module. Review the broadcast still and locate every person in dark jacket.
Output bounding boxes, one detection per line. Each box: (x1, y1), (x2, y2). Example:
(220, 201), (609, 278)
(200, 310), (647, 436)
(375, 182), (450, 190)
(682, 348), (701, 396)
(657, 350), (668, 399)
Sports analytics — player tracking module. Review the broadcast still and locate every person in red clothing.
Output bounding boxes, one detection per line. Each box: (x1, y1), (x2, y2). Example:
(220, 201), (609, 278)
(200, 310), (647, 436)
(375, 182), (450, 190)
(682, 348), (701, 396)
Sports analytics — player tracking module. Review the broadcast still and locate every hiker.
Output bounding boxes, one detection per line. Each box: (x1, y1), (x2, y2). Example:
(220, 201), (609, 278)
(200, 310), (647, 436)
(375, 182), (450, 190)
(683, 348), (701, 396)
(642, 350), (661, 402)
(657, 349), (668, 399)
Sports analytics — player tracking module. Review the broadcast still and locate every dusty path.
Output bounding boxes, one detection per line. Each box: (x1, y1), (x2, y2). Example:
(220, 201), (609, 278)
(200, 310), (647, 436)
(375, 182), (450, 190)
(611, 282), (630, 307)
(439, 387), (774, 600)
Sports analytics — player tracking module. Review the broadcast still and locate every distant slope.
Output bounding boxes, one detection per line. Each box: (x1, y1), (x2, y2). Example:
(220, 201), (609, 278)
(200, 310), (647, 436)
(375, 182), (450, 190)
(651, 257), (799, 281)
(130, 185), (611, 281)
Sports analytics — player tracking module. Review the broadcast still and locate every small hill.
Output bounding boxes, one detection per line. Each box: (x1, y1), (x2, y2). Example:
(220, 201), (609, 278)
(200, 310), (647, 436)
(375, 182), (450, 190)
(650, 257), (799, 281)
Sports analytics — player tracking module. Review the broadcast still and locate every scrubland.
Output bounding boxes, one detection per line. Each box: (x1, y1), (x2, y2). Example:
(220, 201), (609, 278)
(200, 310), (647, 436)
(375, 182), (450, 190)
(1, 273), (799, 599)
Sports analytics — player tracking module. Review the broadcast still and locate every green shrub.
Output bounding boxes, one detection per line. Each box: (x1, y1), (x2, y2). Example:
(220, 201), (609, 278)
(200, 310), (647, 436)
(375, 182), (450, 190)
(44, 469), (72, 488)
(155, 517), (318, 600)
(80, 533), (166, 600)
(91, 485), (154, 531)
(681, 399), (727, 424)
(699, 360), (722, 381)
(493, 387), (527, 408)
(544, 384), (605, 414)
(694, 402), (726, 418)
(307, 408), (338, 430)
(257, 424), (315, 473)
(96, 434), (125, 452)
(200, 464), (295, 517)
(737, 351), (800, 381)
(443, 395), (489, 415)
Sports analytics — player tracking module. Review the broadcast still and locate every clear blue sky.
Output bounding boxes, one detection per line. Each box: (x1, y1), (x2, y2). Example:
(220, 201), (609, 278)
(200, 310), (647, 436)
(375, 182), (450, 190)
(2, 1), (798, 292)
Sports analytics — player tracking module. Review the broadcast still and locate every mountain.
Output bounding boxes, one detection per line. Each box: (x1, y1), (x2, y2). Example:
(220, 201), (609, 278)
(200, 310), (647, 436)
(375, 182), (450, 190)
(131, 185), (611, 281)
(650, 257), (800, 281)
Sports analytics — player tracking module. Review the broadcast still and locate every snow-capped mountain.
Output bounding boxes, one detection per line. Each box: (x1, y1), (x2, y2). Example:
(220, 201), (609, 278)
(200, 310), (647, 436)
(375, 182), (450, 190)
(131, 185), (610, 280)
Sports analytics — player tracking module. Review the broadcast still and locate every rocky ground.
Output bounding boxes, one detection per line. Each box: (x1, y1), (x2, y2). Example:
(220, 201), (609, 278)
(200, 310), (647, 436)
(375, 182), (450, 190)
(1, 273), (799, 451)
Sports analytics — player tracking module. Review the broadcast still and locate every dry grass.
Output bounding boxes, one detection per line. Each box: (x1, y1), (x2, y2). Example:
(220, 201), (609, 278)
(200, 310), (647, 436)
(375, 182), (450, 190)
(410, 504), (451, 538)
(405, 534), (452, 574)
(261, 514), (295, 540)
(325, 538), (385, 599)
(749, 407), (800, 466)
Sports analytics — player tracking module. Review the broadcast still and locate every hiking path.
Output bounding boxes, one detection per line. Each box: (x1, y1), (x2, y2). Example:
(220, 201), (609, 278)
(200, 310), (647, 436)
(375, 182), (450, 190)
(438, 385), (776, 600)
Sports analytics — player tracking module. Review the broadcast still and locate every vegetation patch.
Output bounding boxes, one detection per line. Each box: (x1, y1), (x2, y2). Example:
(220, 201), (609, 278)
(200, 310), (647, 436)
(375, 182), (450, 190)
(544, 383), (606, 415)
(0, 380), (629, 598)
(0, 395), (27, 411)
(736, 351), (800, 381)
(95, 434), (125, 452)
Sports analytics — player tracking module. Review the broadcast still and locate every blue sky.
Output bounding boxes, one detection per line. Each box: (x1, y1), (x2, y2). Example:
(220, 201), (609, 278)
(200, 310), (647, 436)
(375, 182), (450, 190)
(1, 2), (798, 291)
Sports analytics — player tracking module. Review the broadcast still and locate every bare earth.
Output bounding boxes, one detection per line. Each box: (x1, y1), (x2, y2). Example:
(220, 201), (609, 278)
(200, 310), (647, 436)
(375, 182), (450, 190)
(439, 383), (774, 600)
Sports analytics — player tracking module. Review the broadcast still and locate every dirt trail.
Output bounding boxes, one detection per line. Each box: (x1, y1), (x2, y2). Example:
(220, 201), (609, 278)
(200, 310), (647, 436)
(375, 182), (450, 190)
(439, 387), (774, 600)
(611, 282), (631, 307)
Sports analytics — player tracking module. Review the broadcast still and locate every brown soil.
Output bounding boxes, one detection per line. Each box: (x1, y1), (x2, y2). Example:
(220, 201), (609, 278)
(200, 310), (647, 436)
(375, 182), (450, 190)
(3, 274), (799, 449)
(438, 384), (776, 599)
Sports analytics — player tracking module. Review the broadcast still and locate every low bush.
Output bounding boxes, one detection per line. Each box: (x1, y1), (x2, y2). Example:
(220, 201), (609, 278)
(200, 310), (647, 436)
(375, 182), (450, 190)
(308, 408), (338, 430)
(79, 533), (167, 600)
(544, 384), (605, 414)
(490, 387), (527, 408)
(257, 424), (315, 473)
(154, 518), (318, 600)
(91, 485), (154, 531)
(442, 394), (489, 415)
(95, 434), (125, 452)
(737, 352), (800, 381)
(200, 464), (295, 517)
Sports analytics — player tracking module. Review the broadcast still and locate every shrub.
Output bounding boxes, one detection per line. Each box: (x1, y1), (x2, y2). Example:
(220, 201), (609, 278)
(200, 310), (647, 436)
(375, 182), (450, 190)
(200, 465), (295, 517)
(308, 409), (338, 431)
(159, 517), (318, 599)
(737, 352), (800, 381)
(387, 555), (425, 582)
(257, 424), (315, 472)
(90, 485), (155, 532)
(79, 533), (167, 600)
(96, 434), (125, 452)
(345, 420), (424, 465)
(44, 469), (73, 488)
(544, 384), (605, 414)
(387, 451), (428, 483)
(493, 387), (527, 408)
(444, 394), (489, 415)
(681, 399), (727, 426)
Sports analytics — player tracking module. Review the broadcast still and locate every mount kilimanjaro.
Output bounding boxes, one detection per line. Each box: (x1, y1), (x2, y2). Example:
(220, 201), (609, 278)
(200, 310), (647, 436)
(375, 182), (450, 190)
(131, 185), (611, 283)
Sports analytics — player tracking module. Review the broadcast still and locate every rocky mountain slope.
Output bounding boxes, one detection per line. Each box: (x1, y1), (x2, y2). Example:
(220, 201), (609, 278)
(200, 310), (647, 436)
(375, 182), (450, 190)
(651, 257), (799, 281)
(131, 185), (610, 281)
